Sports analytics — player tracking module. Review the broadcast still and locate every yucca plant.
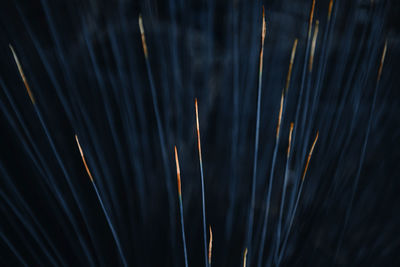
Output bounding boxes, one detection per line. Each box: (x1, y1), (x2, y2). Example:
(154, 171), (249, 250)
(0, 0), (398, 266)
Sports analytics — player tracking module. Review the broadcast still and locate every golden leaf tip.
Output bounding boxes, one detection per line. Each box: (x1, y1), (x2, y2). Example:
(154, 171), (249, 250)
(243, 248), (248, 267)
(208, 225), (213, 264)
(328, 0), (334, 21)
(309, 20), (319, 72)
(75, 134), (94, 182)
(138, 14), (148, 57)
(174, 146), (181, 196)
(301, 131), (319, 181)
(138, 14), (144, 34)
(287, 122), (294, 158)
(377, 40), (388, 82)
(9, 44), (36, 104)
(308, 0), (316, 38)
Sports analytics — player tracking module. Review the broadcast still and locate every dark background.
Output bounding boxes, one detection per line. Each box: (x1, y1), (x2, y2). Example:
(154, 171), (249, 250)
(0, 0), (399, 266)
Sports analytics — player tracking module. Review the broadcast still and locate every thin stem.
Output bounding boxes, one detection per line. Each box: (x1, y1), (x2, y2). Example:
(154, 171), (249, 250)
(174, 146), (189, 267)
(245, 7), (266, 264)
(195, 98), (208, 267)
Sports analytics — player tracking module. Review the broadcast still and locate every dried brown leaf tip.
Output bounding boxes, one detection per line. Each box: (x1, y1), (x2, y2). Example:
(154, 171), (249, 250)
(302, 131), (319, 181)
(259, 6), (267, 76)
(287, 122), (294, 158)
(195, 98), (203, 163)
(276, 90), (284, 139)
(328, 0), (334, 21)
(75, 135), (94, 182)
(138, 15), (148, 58)
(309, 20), (319, 72)
(285, 38), (298, 94)
(377, 40), (388, 82)
(174, 146), (182, 197)
(9, 44), (35, 104)
(308, 0), (316, 38)
(208, 225), (213, 265)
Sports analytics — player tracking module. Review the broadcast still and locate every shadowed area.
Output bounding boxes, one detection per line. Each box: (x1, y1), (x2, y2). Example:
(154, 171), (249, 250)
(0, 0), (399, 266)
